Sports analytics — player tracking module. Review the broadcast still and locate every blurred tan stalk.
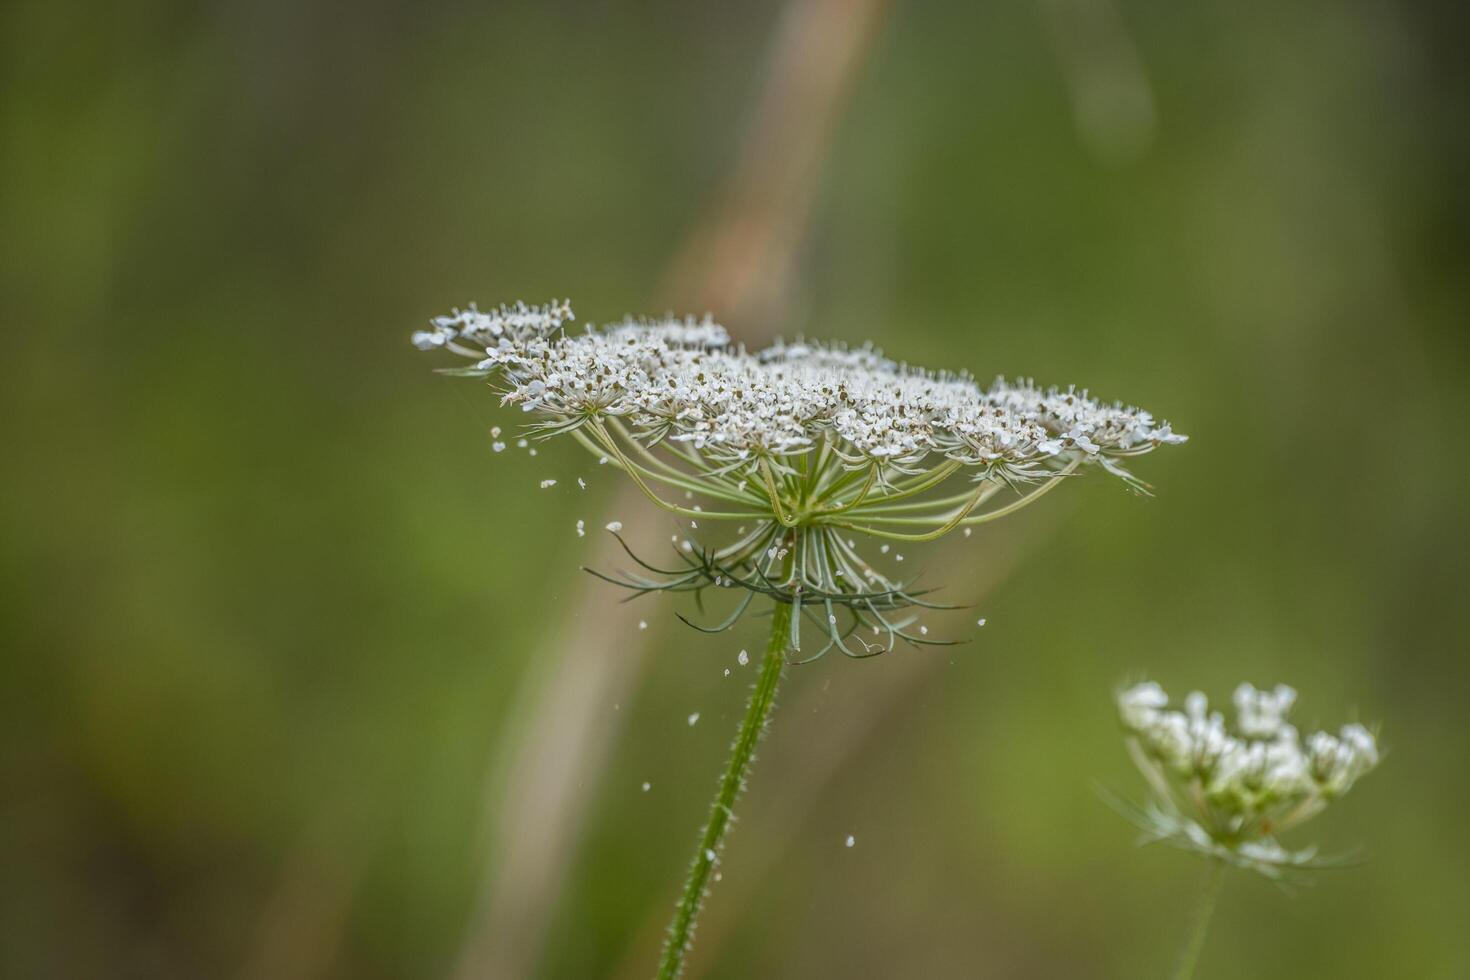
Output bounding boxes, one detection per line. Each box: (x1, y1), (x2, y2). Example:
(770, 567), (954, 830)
(454, 2), (891, 979)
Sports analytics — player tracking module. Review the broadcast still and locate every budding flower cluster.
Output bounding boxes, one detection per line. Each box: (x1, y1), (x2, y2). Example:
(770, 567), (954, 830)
(1116, 681), (1379, 877)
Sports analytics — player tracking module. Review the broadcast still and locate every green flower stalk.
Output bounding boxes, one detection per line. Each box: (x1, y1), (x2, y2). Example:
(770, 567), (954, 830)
(415, 298), (1186, 976)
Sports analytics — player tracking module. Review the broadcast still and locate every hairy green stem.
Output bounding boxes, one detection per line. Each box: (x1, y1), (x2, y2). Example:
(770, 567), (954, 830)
(656, 599), (793, 979)
(1172, 860), (1226, 980)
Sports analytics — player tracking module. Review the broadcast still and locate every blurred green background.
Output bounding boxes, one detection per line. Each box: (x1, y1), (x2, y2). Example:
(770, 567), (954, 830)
(4, 0), (1468, 977)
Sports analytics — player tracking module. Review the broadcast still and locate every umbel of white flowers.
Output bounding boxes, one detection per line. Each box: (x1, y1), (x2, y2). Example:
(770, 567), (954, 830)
(414, 299), (1187, 659)
(1116, 681), (1380, 878)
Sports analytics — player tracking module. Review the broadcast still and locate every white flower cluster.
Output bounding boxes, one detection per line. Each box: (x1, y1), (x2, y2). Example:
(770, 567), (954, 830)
(411, 299), (574, 352)
(424, 302), (1186, 477)
(1117, 680), (1379, 875)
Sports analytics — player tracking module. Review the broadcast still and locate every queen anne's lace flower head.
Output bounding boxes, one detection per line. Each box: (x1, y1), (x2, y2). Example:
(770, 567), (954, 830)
(416, 298), (1187, 660)
(1115, 680), (1379, 878)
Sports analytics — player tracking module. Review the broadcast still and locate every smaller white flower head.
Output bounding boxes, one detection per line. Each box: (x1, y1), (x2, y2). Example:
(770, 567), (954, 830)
(1115, 679), (1379, 878)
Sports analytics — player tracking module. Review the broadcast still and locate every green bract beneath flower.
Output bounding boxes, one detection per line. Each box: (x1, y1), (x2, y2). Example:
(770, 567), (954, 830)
(415, 298), (1187, 660)
(1115, 681), (1380, 879)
